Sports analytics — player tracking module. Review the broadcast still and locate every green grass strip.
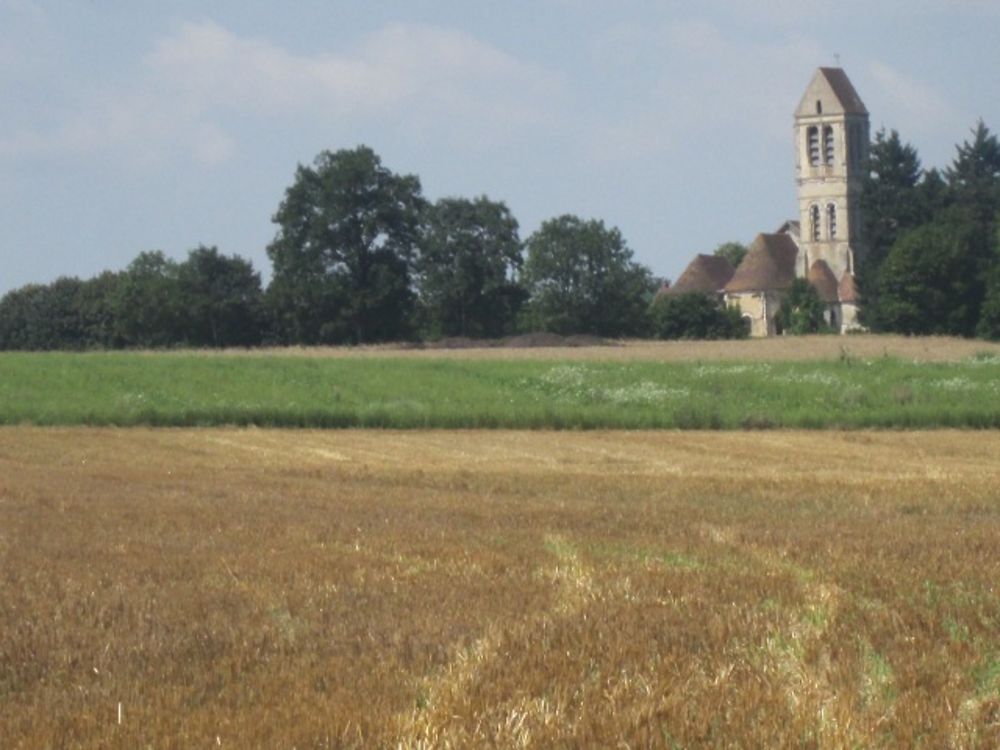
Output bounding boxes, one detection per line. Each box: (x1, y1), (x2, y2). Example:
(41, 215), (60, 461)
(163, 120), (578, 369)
(1, 351), (999, 429)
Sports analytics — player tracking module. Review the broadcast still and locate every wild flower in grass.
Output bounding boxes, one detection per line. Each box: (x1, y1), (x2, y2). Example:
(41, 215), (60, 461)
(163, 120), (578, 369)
(602, 382), (689, 406)
(773, 371), (841, 387)
(692, 364), (772, 378)
(930, 377), (977, 392)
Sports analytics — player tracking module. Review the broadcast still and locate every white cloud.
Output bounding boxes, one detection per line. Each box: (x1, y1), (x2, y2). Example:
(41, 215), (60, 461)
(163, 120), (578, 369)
(0, 20), (564, 166)
(867, 61), (961, 136)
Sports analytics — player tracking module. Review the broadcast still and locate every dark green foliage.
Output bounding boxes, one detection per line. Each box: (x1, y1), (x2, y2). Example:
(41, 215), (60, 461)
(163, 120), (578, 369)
(267, 146), (425, 344)
(978, 265), (1000, 340)
(521, 215), (655, 337)
(177, 246), (264, 347)
(712, 241), (748, 269)
(649, 292), (747, 340)
(861, 129), (925, 278)
(417, 197), (525, 338)
(775, 279), (831, 335)
(868, 214), (991, 336)
(860, 122), (1000, 338)
(945, 120), (1000, 227)
(109, 251), (186, 348)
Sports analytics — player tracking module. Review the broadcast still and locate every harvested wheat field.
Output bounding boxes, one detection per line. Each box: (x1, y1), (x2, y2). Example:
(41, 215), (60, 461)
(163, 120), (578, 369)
(2, 428), (1000, 748)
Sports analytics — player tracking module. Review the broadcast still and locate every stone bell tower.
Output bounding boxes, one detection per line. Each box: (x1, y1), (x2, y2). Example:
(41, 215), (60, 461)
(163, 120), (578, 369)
(793, 68), (869, 281)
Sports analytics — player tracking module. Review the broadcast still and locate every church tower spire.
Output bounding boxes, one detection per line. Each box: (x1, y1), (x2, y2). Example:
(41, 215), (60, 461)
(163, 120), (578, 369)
(793, 68), (869, 281)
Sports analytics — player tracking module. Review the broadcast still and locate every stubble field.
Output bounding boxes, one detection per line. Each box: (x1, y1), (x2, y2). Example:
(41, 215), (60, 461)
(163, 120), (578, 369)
(2, 427), (999, 748)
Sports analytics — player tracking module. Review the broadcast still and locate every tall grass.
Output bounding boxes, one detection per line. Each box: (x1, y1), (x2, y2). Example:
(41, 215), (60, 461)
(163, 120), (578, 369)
(2, 351), (999, 428)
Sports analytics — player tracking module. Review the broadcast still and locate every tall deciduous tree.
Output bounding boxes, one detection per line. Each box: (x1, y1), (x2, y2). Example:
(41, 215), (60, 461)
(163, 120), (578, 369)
(417, 197), (524, 339)
(868, 216), (989, 336)
(521, 215), (655, 337)
(110, 251), (185, 348)
(267, 146), (426, 344)
(177, 246), (264, 347)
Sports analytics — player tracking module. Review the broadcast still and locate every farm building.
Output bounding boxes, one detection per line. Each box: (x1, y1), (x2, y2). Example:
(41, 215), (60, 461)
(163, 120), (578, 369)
(673, 67), (868, 336)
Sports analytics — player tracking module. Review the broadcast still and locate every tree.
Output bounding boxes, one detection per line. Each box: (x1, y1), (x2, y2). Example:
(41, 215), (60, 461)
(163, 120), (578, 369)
(267, 146), (426, 344)
(978, 266), (1000, 340)
(521, 215), (655, 337)
(713, 241), (748, 269)
(177, 246), (264, 347)
(417, 197), (525, 338)
(945, 120), (1000, 227)
(775, 279), (830, 334)
(861, 128), (925, 280)
(868, 215), (990, 336)
(649, 292), (747, 340)
(109, 251), (185, 348)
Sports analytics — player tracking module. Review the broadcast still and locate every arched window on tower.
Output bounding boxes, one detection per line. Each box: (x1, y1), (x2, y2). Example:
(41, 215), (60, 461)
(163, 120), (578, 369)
(827, 203), (837, 239)
(807, 127), (820, 166)
(823, 125), (835, 166)
(810, 205), (821, 241)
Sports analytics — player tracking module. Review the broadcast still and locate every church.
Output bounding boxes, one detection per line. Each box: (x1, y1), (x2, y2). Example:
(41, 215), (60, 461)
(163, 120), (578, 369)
(667, 67), (869, 336)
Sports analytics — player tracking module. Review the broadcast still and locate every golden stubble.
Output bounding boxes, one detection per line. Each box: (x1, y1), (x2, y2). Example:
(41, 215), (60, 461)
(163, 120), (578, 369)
(2, 427), (999, 747)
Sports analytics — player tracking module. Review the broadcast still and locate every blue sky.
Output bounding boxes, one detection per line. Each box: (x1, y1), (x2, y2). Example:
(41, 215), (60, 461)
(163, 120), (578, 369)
(2, 1), (999, 295)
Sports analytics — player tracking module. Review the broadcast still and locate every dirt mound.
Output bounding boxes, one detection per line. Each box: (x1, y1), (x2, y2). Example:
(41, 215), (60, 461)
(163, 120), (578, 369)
(500, 333), (611, 348)
(419, 333), (613, 350)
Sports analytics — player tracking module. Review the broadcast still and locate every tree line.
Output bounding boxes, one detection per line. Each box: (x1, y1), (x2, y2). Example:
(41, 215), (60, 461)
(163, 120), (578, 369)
(859, 121), (1000, 338)
(2, 122), (1000, 350)
(0, 147), (665, 350)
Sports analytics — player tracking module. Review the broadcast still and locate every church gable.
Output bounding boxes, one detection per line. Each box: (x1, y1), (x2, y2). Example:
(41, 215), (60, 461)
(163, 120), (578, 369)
(795, 67), (868, 118)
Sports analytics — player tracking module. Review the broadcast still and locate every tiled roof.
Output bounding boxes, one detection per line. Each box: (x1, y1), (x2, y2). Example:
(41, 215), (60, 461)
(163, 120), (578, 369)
(808, 260), (839, 302)
(724, 233), (799, 293)
(818, 67), (868, 115)
(666, 254), (735, 295)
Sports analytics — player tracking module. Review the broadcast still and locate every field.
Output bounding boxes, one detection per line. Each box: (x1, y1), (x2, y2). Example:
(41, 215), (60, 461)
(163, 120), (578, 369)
(3, 427), (1000, 748)
(2, 335), (1000, 429)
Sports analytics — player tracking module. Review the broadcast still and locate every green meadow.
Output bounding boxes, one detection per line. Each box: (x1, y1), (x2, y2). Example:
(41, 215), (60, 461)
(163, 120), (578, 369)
(1, 351), (999, 429)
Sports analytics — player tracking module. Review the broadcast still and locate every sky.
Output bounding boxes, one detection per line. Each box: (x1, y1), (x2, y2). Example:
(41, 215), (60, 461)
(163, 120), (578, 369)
(2, 1), (999, 296)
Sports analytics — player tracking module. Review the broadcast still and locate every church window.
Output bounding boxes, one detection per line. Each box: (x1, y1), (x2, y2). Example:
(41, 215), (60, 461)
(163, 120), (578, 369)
(823, 125), (835, 165)
(807, 127), (820, 166)
(810, 205), (821, 241)
(816, 100), (822, 114)
(827, 204), (837, 238)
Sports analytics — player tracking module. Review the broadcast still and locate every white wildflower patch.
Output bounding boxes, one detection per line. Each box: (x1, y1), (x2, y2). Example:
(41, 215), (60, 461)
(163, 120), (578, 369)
(539, 365), (588, 389)
(535, 366), (686, 405)
(930, 377), (978, 392)
(603, 382), (689, 405)
(692, 364), (772, 378)
(773, 371), (842, 387)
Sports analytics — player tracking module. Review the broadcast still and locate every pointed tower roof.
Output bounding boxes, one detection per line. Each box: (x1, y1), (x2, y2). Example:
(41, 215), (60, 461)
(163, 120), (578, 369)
(725, 234), (799, 293)
(795, 67), (867, 117)
(666, 254), (735, 295)
(838, 272), (860, 303)
(808, 260), (839, 302)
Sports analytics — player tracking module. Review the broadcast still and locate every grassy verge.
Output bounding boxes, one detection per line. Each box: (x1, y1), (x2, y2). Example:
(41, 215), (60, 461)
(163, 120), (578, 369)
(1, 350), (999, 428)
